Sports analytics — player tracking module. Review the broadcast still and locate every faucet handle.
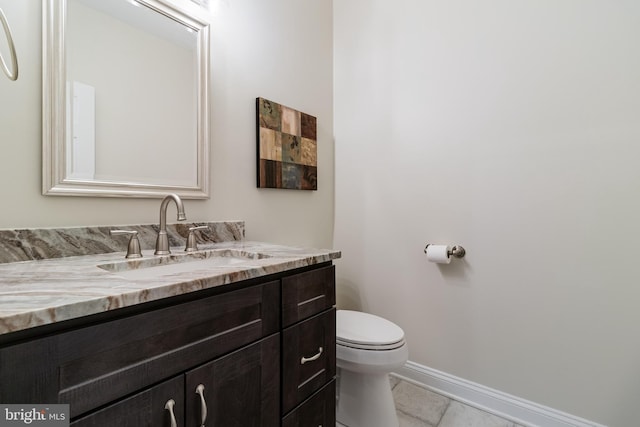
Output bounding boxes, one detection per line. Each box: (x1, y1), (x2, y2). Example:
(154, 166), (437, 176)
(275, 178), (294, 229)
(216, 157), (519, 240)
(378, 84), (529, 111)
(185, 226), (209, 252)
(110, 230), (143, 259)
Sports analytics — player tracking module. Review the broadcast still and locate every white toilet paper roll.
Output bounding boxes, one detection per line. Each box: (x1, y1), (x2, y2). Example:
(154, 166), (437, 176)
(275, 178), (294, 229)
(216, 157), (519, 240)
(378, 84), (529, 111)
(426, 245), (451, 264)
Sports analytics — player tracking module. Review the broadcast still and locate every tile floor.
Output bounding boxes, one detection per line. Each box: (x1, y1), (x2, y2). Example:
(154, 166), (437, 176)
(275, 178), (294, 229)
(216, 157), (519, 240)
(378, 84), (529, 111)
(389, 375), (526, 427)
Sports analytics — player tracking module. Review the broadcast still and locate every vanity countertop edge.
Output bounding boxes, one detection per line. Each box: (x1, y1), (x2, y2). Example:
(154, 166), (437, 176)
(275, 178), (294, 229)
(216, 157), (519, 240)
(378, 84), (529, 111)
(0, 240), (341, 336)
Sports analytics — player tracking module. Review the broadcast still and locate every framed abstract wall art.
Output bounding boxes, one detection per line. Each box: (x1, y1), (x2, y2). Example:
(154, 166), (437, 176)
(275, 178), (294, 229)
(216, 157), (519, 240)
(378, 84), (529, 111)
(256, 97), (317, 190)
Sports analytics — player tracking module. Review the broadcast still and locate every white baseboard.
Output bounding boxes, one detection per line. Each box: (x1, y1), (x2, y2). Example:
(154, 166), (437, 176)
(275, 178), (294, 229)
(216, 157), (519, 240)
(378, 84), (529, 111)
(394, 361), (607, 427)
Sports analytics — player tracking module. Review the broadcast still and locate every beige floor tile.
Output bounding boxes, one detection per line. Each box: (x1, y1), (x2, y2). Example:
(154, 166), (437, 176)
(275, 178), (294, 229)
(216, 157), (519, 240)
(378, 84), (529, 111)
(393, 381), (450, 426)
(397, 410), (432, 427)
(438, 401), (518, 427)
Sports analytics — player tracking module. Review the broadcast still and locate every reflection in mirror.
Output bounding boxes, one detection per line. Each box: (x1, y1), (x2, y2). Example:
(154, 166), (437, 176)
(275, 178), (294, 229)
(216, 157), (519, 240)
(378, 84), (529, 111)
(43, 0), (210, 198)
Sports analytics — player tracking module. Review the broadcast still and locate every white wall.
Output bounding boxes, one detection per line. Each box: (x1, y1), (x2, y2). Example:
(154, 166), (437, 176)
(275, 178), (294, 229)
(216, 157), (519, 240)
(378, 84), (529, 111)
(334, 1), (640, 426)
(0, 0), (334, 249)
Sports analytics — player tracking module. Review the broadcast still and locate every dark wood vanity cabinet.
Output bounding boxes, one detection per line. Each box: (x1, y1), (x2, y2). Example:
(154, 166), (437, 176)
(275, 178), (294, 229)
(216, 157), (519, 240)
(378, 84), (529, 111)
(0, 262), (336, 427)
(281, 265), (337, 427)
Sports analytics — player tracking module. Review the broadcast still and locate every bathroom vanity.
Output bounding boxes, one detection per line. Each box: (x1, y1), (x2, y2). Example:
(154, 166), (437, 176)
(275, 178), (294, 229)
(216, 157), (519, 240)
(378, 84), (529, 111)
(0, 222), (339, 426)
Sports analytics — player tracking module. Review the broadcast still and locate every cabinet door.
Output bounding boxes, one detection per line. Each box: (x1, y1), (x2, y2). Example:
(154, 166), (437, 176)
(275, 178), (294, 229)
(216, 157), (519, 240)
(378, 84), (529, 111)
(282, 309), (336, 414)
(70, 375), (184, 427)
(185, 334), (280, 427)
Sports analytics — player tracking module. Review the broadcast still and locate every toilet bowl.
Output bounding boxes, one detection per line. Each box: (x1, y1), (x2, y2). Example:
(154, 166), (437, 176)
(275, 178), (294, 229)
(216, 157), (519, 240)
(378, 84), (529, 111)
(336, 310), (409, 427)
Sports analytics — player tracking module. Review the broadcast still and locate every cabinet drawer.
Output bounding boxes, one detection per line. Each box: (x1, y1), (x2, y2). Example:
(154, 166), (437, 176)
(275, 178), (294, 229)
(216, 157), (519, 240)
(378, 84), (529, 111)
(282, 309), (336, 414)
(59, 281), (279, 417)
(282, 265), (335, 327)
(71, 375), (184, 427)
(282, 379), (335, 427)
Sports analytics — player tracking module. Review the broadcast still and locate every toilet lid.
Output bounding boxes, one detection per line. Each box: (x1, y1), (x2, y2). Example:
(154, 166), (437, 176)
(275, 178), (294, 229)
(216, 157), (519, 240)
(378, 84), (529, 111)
(336, 310), (405, 348)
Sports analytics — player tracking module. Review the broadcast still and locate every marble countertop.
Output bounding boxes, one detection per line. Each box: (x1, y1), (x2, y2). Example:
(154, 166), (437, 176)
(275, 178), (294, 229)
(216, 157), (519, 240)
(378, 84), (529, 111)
(0, 241), (341, 336)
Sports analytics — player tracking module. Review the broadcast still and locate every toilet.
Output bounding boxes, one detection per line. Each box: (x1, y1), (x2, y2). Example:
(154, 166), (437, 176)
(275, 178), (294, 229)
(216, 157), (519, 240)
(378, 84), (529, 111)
(335, 310), (409, 427)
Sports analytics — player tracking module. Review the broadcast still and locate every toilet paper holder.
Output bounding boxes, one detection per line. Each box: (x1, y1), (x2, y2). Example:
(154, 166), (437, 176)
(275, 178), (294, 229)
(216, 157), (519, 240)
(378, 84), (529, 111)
(423, 244), (466, 259)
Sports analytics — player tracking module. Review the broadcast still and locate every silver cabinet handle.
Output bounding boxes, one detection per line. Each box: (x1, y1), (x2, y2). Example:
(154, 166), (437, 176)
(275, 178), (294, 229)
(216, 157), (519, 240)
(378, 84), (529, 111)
(195, 384), (207, 426)
(301, 347), (323, 365)
(164, 399), (177, 427)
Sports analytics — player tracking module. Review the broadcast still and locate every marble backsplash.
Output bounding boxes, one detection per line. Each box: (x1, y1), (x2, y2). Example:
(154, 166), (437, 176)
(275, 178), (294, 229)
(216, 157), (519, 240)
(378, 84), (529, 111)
(0, 221), (245, 264)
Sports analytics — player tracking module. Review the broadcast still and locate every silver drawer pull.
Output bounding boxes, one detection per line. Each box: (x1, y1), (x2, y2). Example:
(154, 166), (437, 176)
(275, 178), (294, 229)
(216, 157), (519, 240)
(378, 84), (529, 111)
(301, 347), (323, 365)
(164, 399), (177, 427)
(196, 384), (208, 426)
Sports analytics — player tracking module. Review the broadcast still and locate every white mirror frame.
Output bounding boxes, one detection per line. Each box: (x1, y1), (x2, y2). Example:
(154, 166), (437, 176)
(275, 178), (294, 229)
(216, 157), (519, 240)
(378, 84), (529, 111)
(43, 0), (210, 198)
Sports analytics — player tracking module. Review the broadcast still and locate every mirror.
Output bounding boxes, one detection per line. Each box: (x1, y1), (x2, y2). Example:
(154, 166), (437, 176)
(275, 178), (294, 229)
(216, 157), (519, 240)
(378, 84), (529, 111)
(43, 0), (210, 198)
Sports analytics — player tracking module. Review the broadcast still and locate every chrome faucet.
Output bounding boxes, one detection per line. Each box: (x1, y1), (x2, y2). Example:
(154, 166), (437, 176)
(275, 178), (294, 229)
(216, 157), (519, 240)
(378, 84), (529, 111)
(155, 193), (187, 255)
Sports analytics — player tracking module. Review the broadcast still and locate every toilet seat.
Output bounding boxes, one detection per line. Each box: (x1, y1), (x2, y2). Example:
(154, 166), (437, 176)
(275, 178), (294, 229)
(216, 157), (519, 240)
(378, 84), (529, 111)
(337, 310), (405, 351)
(337, 338), (405, 351)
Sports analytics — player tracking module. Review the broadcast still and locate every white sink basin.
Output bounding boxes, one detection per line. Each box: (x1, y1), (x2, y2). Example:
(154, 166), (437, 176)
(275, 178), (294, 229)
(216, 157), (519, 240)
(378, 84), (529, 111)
(98, 249), (272, 280)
